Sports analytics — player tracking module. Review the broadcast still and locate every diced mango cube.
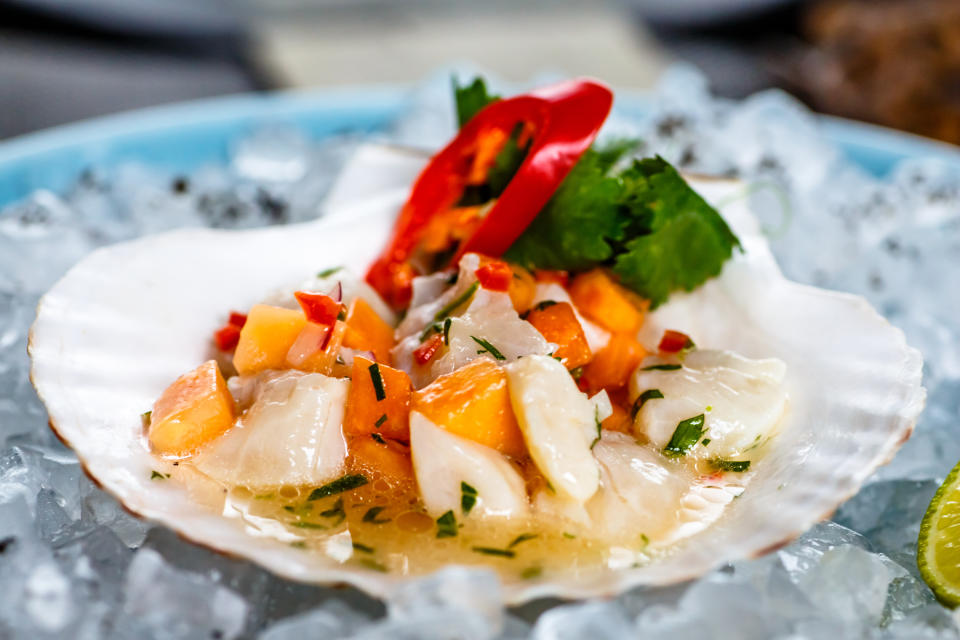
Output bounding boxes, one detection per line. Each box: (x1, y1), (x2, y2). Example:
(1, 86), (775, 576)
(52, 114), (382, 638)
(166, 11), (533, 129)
(149, 360), (235, 457)
(233, 304), (307, 375)
(346, 435), (414, 493)
(580, 334), (647, 392)
(343, 356), (412, 441)
(412, 357), (526, 457)
(289, 320), (347, 375)
(507, 264), (536, 313)
(342, 298), (395, 365)
(569, 269), (647, 334)
(525, 302), (592, 369)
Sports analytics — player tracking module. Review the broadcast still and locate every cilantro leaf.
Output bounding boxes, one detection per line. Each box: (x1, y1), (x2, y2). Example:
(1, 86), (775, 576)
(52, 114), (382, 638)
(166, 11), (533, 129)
(505, 150), (627, 271)
(612, 157), (740, 307)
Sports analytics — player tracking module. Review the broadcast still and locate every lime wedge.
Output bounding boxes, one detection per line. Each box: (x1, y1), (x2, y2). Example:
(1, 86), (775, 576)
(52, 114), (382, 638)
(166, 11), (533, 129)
(918, 460), (960, 607)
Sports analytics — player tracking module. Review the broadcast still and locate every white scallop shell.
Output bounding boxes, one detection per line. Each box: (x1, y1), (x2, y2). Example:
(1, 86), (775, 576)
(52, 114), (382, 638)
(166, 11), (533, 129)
(29, 143), (925, 604)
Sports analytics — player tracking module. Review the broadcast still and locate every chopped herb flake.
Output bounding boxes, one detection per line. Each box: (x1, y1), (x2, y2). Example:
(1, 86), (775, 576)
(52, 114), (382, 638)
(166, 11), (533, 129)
(290, 521), (327, 530)
(150, 470), (169, 480)
(570, 366), (583, 382)
(632, 389), (664, 418)
(359, 558), (388, 572)
(436, 510), (458, 538)
(320, 497), (346, 525)
(290, 541), (307, 549)
(254, 493), (275, 500)
(317, 267), (343, 278)
(521, 566), (543, 580)
(590, 405), (602, 450)
(534, 300), (558, 311)
(712, 459), (751, 472)
(419, 321), (442, 342)
(374, 414), (388, 428)
(434, 281), (479, 321)
(461, 482), (478, 515)
(368, 363), (386, 401)
(641, 533), (650, 546)
(283, 505), (296, 513)
(362, 506), (391, 524)
(337, 308), (347, 321)
(563, 532), (576, 539)
(371, 433), (386, 444)
(701, 438), (711, 446)
(663, 414), (706, 456)
(471, 336), (506, 360)
(308, 474), (369, 501)
(472, 546), (516, 558)
(508, 533), (539, 548)
(352, 542), (375, 554)
(443, 317), (452, 345)
(141, 410), (152, 428)
(643, 363), (682, 371)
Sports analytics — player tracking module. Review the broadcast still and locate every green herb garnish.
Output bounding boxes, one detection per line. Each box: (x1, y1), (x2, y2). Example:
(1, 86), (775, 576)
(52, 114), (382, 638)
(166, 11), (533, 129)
(374, 414), (388, 429)
(254, 493), (275, 500)
(368, 363), (386, 401)
(150, 470), (169, 480)
(319, 497), (346, 525)
(533, 300), (557, 312)
(359, 558), (388, 572)
(352, 542), (375, 554)
(643, 364), (682, 371)
(317, 266), (343, 278)
(701, 438), (711, 446)
(141, 411), (152, 428)
(712, 459), (751, 472)
(663, 414), (706, 457)
(570, 366), (583, 382)
(308, 474), (369, 501)
(434, 281), (479, 322)
(337, 308), (347, 322)
(436, 510), (458, 538)
(419, 321), (442, 342)
(590, 405), (602, 450)
(472, 546), (516, 558)
(632, 389), (664, 418)
(362, 506), (391, 524)
(371, 433), (386, 444)
(508, 533), (539, 548)
(563, 532), (576, 539)
(443, 317), (452, 345)
(461, 482), (478, 515)
(471, 336), (505, 360)
(291, 521), (327, 530)
(521, 566), (543, 580)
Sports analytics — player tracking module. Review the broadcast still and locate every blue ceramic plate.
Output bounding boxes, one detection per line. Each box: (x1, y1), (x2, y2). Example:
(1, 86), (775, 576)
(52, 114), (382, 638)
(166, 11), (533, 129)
(1, 86), (958, 208)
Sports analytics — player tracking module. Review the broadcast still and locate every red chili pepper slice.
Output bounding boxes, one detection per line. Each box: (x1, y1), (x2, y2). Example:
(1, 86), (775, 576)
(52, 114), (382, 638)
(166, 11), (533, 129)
(475, 260), (512, 292)
(366, 78), (613, 309)
(658, 330), (694, 353)
(228, 312), (248, 328)
(214, 324), (242, 352)
(413, 334), (444, 365)
(294, 291), (341, 326)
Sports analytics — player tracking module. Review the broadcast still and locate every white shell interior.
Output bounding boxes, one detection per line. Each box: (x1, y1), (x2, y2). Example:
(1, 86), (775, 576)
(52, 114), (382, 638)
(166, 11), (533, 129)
(29, 144), (925, 603)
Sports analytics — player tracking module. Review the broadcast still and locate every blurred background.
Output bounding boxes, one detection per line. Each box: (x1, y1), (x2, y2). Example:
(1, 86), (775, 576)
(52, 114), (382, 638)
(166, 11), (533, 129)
(1, 0), (959, 144)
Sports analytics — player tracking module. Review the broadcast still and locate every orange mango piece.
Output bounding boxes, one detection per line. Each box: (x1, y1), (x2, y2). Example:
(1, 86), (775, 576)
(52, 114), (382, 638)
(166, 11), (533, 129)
(346, 435), (415, 492)
(569, 269), (647, 334)
(149, 360), (235, 457)
(290, 320), (347, 375)
(525, 302), (592, 370)
(342, 298), (395, 365)
(580, 334), (647, 392)
(233, 304), (307, 375)
(508, 265), (536, 314)
(412, 357), (526, 458)
(344, 356), (412, 442)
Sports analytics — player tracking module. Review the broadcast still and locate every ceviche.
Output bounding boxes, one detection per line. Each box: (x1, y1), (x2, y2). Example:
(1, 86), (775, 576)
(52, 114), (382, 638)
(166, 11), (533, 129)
(142, 78), (788, 578)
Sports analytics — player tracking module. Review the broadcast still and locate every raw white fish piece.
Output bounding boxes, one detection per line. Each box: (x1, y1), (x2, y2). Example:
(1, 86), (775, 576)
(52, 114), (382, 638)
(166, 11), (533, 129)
(505, 355), (600, 504)
(630, 349), (788, 460)
(409, 411), (529, 519)
(193, 371), (348, 488)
